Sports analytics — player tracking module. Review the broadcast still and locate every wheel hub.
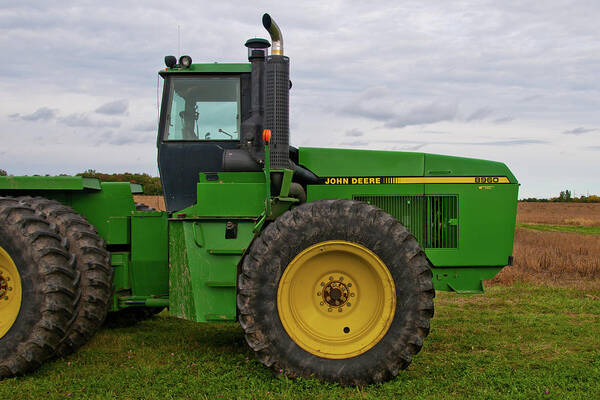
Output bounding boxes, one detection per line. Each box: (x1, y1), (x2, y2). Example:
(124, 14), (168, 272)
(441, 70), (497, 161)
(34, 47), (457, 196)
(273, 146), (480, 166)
(0, 246), (23, 339)
(277, 240), (396, 359)
(321, 278), (351, 308)
(0, 272), (8, 298)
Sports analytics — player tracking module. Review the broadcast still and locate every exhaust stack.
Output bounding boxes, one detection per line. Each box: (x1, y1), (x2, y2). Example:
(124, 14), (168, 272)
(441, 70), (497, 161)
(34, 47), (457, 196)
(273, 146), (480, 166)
(262, 14), (290, 169)
(262, 13), (283, 55)
(223, 13), (290, 172)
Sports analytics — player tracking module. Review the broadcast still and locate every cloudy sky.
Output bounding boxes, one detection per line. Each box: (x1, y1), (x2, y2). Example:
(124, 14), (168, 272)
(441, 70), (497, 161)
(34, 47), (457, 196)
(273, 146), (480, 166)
(2, 1), (599, 198)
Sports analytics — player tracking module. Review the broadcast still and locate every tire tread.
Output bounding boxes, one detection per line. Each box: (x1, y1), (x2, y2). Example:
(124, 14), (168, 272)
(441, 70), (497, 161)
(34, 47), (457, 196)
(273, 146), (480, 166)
(238, 198), (435, 385)
(0, 197), (77, 378)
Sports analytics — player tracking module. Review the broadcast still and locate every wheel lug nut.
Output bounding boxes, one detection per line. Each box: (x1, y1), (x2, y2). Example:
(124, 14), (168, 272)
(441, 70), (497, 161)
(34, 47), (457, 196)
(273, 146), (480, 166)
(350, 293), (355, 297)
(348, 283), (352, 287)
(338, 308), (342, 312)
(339, 277), (344, 281)
(347, 302), (351, 307)
(328, 308), (332, 312)
(317, 292), (321, 296)
(329, 276), (333, 281)
(320, 302), (324, 306)
(320, 282), (325, 286)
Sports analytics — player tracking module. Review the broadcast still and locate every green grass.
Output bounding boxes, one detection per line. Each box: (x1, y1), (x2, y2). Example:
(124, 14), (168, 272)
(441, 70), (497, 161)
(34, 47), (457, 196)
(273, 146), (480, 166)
(2, 284), (599, 399)
(518, 223), (600, 235)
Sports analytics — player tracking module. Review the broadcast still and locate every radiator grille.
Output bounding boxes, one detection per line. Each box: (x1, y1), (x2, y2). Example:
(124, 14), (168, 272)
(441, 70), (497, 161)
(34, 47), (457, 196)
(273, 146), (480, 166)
(353, 195), (458, 248)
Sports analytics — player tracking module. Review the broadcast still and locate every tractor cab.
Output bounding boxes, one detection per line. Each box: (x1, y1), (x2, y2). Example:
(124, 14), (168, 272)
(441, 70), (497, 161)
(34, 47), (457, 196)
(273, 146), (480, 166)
(157, 64), (252, 212)
(157, 35), (290, 213)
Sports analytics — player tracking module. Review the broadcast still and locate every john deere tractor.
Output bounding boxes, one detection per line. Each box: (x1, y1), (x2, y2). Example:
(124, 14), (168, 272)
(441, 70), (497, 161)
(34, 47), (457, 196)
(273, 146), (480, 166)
(0, 14), (518, 385)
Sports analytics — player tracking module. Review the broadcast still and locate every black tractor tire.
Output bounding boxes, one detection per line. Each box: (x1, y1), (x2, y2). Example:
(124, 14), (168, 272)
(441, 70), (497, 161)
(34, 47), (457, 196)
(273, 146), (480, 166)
(237, 199), (435, 385)
(20, 197), (113, 357)
(0, 197), (78, 378)
(103, 202), (164, 327)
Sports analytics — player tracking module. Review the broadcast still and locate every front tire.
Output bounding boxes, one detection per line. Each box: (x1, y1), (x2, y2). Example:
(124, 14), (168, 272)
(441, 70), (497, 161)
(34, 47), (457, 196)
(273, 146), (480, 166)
(237, 199), (435, 385)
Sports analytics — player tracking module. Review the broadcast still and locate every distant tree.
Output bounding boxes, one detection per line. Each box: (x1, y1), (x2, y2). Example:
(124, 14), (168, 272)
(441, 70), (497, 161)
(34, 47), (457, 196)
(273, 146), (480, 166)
(0, 169), (6, 176)
(520, 191), (599, 203)
(557, 190), (572, 202)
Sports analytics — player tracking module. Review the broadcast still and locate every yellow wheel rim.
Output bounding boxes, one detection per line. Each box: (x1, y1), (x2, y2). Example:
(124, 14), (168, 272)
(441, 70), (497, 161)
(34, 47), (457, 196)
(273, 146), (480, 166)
(277, 240), (396, 359)
(0, 246), (22, 339)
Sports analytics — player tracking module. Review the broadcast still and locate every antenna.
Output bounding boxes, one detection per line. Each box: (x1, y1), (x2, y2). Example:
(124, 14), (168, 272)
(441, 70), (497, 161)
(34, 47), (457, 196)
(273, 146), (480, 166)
(178, 25), (181, 57)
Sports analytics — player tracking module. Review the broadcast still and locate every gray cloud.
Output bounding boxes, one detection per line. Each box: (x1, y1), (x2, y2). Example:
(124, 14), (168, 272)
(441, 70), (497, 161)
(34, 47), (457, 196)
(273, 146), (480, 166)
(520, 95), (543, 102)
(563, 127), (595, 135)
(95, 100), (128, 115)
(341, 87), (457, 128)
(466, 107), (493, 122)
(403, 143), (427, 151)
(341, 140), (369, 147)
(377, 138), (548, 147)
(10, 107), (58, 121)
(384, 102), (457, 128)
(133, 122), (158, 132)
(59, 113), (121, 128)
(422, 130), (450, 135)
(493, 116), (514, 124)
(345, 129), (363, 137)
(470, 139), (548, 146)
(98, 131), (153, 146)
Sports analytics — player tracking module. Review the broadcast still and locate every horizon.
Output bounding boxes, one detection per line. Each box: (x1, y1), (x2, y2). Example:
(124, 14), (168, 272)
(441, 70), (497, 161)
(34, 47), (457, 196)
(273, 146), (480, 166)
(2, 1), (599, 198)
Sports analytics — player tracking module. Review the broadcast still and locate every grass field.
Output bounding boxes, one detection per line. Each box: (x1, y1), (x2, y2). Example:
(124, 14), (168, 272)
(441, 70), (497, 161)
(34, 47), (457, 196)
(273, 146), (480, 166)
(1, 201), (599, 399)
(519, 223), (600, 235)
(1, 284), (598, 399)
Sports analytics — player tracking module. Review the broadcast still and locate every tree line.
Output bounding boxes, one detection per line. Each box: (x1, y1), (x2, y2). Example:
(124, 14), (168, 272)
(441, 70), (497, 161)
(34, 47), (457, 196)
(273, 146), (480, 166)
(521, 190), (600, 203)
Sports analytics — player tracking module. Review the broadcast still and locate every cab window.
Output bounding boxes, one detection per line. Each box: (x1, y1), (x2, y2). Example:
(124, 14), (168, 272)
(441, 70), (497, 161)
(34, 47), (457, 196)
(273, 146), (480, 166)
(164, 76), (240, 141)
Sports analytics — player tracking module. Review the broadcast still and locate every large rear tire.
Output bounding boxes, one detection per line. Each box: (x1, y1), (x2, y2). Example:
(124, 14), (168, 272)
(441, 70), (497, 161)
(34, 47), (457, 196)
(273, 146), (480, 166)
(238, 199), (435, 385)
(21, 197), (113, 356)
(0, 197), (78, 378)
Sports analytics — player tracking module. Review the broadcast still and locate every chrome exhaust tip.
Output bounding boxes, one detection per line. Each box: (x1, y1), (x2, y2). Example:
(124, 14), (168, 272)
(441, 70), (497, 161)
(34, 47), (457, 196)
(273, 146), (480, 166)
(262, 13), (283, 56)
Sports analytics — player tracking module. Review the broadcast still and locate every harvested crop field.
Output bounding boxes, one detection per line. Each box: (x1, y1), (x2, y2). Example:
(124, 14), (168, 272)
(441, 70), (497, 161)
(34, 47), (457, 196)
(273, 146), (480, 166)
(491, 202), (600, 288)
(517, 202), (600, 226)
(491, 227), (600, 287)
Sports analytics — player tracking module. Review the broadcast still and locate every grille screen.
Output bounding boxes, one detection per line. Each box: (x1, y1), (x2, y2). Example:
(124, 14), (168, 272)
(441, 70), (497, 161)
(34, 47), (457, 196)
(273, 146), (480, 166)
(353, 195), (458, 248)
(264, 56), (290, 169)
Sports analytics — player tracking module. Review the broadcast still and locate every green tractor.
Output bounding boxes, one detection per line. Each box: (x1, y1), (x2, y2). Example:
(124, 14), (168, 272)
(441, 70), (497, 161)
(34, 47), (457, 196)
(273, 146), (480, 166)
(0, 14), (518, 385)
